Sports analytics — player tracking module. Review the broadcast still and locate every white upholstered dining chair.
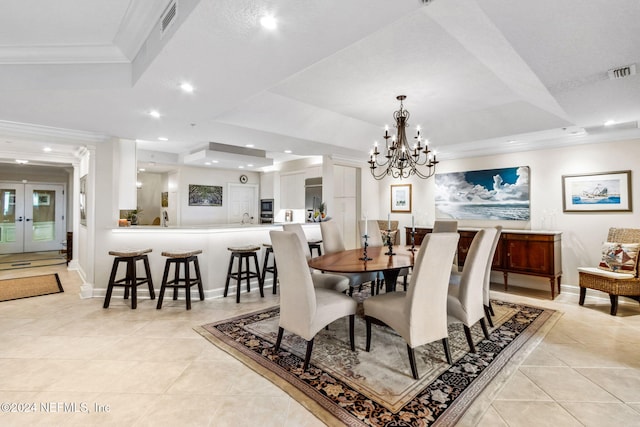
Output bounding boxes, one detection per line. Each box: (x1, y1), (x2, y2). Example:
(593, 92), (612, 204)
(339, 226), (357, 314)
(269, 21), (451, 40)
(447, 227), (498, 353)
(433, 220), (458, 233)
(320, 221), (379, 296)
(282, 223), (349, 293)
(270, 230), (357, 372)
(363, 232), (460, 379)
(449, 226), (502, 327)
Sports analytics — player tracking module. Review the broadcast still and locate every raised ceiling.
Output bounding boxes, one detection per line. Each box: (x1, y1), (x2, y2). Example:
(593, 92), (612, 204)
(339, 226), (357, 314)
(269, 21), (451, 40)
(0, 0), (638, 170)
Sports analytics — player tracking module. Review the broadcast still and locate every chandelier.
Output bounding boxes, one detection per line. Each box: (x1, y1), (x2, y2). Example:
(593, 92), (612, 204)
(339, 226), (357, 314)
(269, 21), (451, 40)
(368, 95), (438, 180)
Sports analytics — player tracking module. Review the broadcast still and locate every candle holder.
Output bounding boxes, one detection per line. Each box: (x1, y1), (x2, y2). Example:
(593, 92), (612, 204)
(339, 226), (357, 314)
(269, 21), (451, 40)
(385, 229), (396, 256)
(360, 234), (372, 261)
(408, 229), (417, 252)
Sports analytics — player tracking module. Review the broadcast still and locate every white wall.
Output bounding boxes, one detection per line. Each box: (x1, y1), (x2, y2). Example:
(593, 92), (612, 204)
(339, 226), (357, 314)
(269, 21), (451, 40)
(376, 138), (640, 290)
(177, 166), (260, 225)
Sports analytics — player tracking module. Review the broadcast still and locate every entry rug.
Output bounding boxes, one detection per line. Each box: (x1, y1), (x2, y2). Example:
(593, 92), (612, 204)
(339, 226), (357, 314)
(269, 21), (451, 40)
(196, 300), (555, 426)
(0, 273), (63, 302)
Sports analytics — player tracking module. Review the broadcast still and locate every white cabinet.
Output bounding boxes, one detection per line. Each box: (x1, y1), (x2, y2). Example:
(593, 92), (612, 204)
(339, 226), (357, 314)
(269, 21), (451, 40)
(280, 172), (305, 209)
(332, 165), (358, 249)
(260, 172), (275, 199)
(333, 166), (356, 198)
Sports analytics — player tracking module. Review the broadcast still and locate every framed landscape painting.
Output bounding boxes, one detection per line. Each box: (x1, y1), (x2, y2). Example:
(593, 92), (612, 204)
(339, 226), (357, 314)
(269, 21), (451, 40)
(562, 170), (632, 212)
(188, 185), (223, 206)
(435, 166), (530, 220)
(390, 184), (412, 213)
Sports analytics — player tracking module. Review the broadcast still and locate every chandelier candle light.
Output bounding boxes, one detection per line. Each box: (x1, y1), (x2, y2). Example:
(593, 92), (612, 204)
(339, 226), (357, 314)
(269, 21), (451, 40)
(368, 95), (438, 180)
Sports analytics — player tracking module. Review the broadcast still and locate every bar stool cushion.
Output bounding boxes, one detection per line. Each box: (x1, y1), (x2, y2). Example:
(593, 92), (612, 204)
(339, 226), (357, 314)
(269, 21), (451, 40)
(161, 249), (203, 258)
(228, 245), (261, 252)
(109, 248), (152, 257)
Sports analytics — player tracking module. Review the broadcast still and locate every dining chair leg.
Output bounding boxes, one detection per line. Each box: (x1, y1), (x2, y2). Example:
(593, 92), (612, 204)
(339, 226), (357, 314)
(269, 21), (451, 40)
(349, 315), (355, 351)
(488, 300), (495, 316)
(303, 339), (314, 371)
(274, 327), (284, 351)
(463, 325), (476, 353)
(480, 318), (490, 339)
(407, 344), (419, 380)
(365, 316), (372, 352)
(442, 338), (452, 365)
(484, 305), (494, 327)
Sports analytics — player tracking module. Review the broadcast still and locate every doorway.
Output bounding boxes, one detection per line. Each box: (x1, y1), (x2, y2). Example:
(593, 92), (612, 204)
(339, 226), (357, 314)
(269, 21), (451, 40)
(0, 183), (66, 254)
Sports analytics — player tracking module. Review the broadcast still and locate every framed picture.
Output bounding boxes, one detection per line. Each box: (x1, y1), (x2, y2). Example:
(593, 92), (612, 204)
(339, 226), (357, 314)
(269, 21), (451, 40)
(188, 184), (223, 206)
(435, 166), (530, 220)
(390, 184), (412, 213)
(79, 175), (87, 226)
(562, 170), (632, 212)
(161, 191), (168, 208)
(36, 194), (50, 206)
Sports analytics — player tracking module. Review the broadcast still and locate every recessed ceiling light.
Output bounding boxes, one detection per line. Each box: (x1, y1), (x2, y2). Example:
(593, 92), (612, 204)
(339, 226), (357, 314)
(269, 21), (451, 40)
(16, 159), (28, 164)
(260, 14), (277, 30)
(211, 160), (219, 163)
(205, 162), (211, 166)
(284, 150), (292, 154)
(246, 144), (254, 148)
(180, 82), (194, 93)
(138, 168), (146, 172)
(247, 164), (254, 167)
(507, 140), (518, 144)
(43, 147), (52, 152)
(149, 110), (161, 118)
(604, 119), (616, 126)
(158, 137), (168, 141)
(238, 166), (245, 169)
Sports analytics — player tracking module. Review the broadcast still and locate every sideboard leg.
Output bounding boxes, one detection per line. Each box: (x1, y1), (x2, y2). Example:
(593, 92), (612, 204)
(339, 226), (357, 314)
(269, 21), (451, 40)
(557, 276), (562, 295)
(503, 272), (509, 291)
(550, 278), (555, 299)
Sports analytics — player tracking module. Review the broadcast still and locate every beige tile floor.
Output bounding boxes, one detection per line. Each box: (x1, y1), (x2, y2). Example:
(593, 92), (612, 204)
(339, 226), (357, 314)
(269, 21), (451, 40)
(1, 265), (639, 426)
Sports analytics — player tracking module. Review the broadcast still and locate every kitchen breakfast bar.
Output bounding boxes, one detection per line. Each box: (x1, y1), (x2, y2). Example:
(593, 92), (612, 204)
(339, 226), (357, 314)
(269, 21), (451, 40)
(100, 223), (323, 301)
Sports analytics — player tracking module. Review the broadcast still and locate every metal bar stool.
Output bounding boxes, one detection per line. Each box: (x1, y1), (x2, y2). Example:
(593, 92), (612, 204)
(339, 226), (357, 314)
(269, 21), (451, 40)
(104, 248), (155, 309)
(157, 249), (204, 310)
(224, 245), (264, 303)
(261, 243), (278, 294)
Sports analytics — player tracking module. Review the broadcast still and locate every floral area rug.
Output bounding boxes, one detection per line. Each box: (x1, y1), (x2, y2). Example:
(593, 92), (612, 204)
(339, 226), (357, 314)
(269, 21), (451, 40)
(196, 300), (555, 426)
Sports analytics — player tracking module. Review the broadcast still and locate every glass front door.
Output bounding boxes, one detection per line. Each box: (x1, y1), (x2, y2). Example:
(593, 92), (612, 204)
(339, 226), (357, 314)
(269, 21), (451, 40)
(0, 183), (65, 254)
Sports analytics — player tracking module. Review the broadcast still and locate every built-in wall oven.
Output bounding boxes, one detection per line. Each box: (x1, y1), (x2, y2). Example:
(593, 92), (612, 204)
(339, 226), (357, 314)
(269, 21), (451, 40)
(260, 199), (274, 223)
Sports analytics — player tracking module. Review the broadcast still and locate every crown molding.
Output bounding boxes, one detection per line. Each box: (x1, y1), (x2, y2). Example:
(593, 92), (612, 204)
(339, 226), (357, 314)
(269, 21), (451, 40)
(0, 120), (109, 144)
(0, 44), (129, 65)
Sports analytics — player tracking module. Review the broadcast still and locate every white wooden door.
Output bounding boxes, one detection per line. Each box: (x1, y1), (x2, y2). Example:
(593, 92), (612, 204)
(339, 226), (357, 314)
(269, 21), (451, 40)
(24, 184), (65, 252)
(0, 182), (65, 254)
(0, 183), (25, 254)
(228, 184), (258, 224)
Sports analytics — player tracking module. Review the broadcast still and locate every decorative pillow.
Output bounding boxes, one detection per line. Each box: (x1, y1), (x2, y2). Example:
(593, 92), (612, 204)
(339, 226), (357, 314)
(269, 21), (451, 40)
(381, 230), (398, 245)
(597, 241), (639, 273)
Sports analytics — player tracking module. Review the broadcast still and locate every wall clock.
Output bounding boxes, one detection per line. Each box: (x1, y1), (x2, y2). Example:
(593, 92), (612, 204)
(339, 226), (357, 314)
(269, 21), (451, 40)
(239, 174), (248, 184)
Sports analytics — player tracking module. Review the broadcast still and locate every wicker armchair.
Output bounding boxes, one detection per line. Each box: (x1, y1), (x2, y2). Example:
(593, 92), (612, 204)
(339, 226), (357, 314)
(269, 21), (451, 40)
(578, 228), (640, 315)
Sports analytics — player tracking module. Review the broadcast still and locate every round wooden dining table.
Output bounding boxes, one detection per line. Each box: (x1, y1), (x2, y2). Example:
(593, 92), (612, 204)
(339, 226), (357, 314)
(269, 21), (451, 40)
(308, 245), (415, 293)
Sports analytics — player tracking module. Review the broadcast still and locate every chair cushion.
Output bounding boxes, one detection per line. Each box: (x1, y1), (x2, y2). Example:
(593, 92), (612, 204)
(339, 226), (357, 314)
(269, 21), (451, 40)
(597, 241), (639, 273)
(578, 267), (635, 280)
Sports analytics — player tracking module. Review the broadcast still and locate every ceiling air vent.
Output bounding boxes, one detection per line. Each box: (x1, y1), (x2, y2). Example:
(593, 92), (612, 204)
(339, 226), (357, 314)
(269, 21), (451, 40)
(608, 64), (636, 80)
(160, 1), (178, 36)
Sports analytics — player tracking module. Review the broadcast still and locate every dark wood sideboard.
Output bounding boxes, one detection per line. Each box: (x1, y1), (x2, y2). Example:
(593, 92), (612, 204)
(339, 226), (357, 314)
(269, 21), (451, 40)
(406, 227), (562, 299)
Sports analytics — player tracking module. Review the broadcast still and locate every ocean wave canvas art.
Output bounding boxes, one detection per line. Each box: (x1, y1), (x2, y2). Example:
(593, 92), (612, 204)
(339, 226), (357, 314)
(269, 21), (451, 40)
(435, 166), (530, 220)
